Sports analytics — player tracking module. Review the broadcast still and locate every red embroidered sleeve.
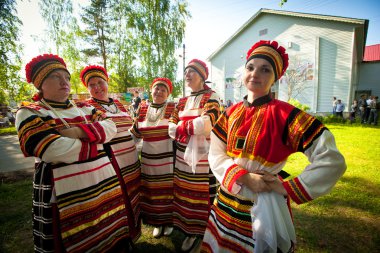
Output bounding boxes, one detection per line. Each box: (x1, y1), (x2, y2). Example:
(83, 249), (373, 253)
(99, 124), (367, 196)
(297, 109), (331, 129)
(222, 164), (249, 192)
(283, 177), (313, 204)
(77, 122), (106, 143)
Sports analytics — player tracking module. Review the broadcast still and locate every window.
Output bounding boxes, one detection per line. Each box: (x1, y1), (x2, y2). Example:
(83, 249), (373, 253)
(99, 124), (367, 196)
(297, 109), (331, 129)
(259, 28), (267, 36)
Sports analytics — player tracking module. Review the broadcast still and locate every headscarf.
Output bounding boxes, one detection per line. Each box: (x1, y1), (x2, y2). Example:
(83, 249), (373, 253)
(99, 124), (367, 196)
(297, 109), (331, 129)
(184, 59), (209, 81)
(150, 77), (173, 94)
(246, 40), (289, 81)
(80, 65), (109, 88)
(25, 54), (69, 89)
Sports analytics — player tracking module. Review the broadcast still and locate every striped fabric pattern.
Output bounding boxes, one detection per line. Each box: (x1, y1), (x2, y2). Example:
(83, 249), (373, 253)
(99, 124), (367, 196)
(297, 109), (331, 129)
(202, 187), (255, 253)
(88, 98), (142, 241)
(52, 154), (129, 252)
(131, 102), (176, 227)
(169, 89), (221, 236)
(17, 100), (131, 252)
(201, 97), (326, 252)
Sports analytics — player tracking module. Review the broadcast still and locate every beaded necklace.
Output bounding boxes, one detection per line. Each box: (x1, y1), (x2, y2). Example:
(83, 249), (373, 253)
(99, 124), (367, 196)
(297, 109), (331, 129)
(146, 102), (167, 127)
(94, 98), (120, 114)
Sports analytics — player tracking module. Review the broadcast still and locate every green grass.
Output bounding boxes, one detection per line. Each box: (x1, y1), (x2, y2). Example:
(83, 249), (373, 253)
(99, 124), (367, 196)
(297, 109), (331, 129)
(282, 124), (380, 253)
(0, 126), (17, 136)
(0, 124), (379, 252)
(0, 180), (33, 253)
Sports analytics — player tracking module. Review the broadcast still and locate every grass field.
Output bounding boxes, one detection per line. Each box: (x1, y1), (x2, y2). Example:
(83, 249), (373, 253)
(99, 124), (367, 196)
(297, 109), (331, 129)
(0, 124), (379, 252)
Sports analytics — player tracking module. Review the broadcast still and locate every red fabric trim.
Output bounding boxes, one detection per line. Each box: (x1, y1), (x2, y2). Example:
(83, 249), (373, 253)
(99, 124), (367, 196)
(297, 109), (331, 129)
(283, 177), (312, 204)
(89, 142), (98, 159)
(222, 164), (249, 192)
(79, 141), (89, 161)
(78, 124), (97, 143)
(176, 121), (187, 136)
(77, 122), (106, 143)
(179, 116), (197, 121)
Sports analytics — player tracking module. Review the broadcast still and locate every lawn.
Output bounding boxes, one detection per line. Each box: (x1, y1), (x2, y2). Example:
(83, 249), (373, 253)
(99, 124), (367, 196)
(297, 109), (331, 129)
(0, 124), (379, 252)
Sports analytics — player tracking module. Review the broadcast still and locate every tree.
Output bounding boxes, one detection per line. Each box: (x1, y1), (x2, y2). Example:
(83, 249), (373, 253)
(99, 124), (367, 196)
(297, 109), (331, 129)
(38, 0), (74, 55)
(281, 55), (314, 101)
(60, 20), (89, 94)
(108, 1), (139, 92)
(279, 0), (288, 6)
(81, 0), (113, 70)
(131, 0), (190, 86)
(0, 0), (23, 106)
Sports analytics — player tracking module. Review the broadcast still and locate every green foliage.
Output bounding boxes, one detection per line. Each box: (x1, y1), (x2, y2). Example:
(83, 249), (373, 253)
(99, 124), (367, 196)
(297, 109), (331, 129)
(279, 0), (288, 6)
(171, 80), (184, 99)
(81, 0), (113, 69)
(0, 0), (23, 106)
(77, 0), (190, 92)
(38, 0), (74, 55)
(288, 98), (310, 112)
(0, 126), (17, 135)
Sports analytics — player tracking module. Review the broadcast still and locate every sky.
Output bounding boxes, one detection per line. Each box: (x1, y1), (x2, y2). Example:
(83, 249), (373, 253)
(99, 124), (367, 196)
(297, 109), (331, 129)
(17, 0), (380, 78)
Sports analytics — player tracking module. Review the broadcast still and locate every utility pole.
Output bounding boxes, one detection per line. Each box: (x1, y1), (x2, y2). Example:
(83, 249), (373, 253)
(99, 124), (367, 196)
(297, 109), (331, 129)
(182, 43), (186, 97)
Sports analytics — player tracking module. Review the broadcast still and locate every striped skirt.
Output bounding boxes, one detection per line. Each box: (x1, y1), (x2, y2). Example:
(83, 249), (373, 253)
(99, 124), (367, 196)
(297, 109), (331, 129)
(107, 134), (142, 241)
(172, 142), (219, 236)
(140, 138), (174, 226)
(201, 186), (255, 253)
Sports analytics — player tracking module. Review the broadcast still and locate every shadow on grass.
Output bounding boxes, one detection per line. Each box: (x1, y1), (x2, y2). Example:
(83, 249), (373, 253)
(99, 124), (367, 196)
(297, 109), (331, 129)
(292, 175), (380, 252)
(1, 174), (379, 252)
(134, 227), (185, 252)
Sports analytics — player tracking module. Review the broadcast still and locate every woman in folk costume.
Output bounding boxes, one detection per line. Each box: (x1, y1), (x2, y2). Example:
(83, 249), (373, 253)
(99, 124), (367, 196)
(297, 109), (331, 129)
(130, 78), (176, 238)
(16, 54), (133, 252)
(80, 65), (142, 244)
(168, 59), (221, 252)
(200, 40), (347, 253)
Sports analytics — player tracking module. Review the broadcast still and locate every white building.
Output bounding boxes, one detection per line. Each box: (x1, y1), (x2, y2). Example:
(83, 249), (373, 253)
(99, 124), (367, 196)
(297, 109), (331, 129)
(207, 8), (371, 114)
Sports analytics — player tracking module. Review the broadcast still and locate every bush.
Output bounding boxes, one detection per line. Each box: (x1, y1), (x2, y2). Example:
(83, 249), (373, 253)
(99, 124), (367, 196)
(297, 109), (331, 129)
(288, 98), (310, 112)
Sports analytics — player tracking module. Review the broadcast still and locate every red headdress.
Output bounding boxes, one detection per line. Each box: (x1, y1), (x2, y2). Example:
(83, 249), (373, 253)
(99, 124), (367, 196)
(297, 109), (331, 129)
(80, 65), (109, 88)
(246, 40), (289, 81)
(25, 54), (69, 89)
(150, 77), (173, 94)
(185, 59), (209, 81)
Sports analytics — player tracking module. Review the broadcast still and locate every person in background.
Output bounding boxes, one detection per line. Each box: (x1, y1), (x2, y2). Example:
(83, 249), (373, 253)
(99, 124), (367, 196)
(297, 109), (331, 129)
(350, 99), (358, 123)
(332, 96), (337, 115)
(368, 96), (378, 125)
(358, 94), (367, 123)
(168, 59), (221, 252)
(131, 77), (176, 238)
(219, 99), (226, 112)
(201, 40), (346, 253)
(365, 95), (373, 123)
(80, 65), (142, 246)
(132, 90), (142, 116)
(226, 99), (233, 108)
(335, 99), (345, 118)
(16, 54), (132, 252)
(6, 108), (15, 125)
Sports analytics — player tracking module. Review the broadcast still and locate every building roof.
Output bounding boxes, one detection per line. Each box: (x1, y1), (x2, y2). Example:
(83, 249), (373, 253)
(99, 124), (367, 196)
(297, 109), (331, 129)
(207, 8), (369, 61)
(363, 44), (380, 62)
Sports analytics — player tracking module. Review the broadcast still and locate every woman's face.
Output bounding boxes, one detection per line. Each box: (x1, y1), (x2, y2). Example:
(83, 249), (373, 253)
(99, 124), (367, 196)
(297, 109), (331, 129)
(87, 77), (109, 101)
(184, 68), (203, 92)
(41, 70), (71, 102)
(244, 58), (275, 100)
(151, 84), (169, 104)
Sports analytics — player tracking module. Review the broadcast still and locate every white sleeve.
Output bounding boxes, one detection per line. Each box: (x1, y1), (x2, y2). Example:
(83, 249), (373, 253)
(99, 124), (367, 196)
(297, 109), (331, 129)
(294, 130), (347, 199)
